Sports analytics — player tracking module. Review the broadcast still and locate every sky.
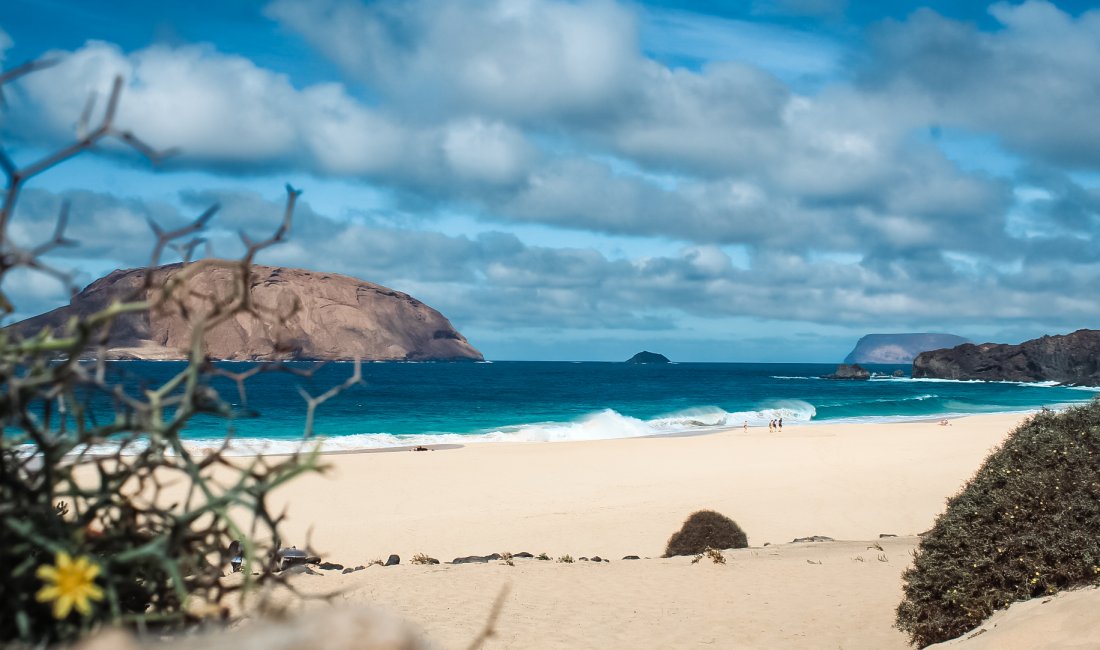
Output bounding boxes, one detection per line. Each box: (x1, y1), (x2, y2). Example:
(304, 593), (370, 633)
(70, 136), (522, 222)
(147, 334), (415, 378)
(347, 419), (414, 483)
(0, 0), (1099, 362)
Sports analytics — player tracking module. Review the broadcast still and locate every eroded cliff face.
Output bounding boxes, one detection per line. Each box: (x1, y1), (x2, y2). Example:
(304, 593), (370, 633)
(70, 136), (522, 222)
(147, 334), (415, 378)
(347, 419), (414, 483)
(912, 329), (1100, 384)
(10, 264), (483, 362)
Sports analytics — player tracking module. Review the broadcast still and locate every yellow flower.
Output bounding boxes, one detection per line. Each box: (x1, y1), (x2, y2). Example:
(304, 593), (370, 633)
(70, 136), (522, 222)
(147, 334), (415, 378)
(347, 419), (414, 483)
(35, 552), (104, 619)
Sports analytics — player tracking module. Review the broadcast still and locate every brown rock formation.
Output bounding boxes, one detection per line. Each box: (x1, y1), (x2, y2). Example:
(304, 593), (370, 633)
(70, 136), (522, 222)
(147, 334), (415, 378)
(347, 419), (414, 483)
(912, 329), (1100, 384)
(9, 263), (483, 362)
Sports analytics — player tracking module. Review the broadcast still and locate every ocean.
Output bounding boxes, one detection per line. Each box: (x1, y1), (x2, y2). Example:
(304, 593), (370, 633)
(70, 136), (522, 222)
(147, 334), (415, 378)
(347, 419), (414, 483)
(81, 361), (1100, 454)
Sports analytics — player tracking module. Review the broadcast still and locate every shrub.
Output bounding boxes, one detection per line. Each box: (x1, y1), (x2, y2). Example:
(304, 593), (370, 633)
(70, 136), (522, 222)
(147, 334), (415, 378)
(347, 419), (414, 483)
(664, 510), (748, 557)
(896, 401), (1100, 647)
(0, 62), (359, 645)
(690, 547), (726, 565)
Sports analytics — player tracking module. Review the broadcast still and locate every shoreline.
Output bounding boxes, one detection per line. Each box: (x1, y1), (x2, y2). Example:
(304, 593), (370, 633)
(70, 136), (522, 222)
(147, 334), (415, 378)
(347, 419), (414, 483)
(189, 407), (1049, 456)
(49, 407), (1057, 459)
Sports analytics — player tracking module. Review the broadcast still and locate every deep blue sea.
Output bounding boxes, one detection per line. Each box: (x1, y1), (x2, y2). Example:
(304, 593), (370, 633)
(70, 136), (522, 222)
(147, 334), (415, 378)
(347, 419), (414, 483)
(87, 361), (1100, 453)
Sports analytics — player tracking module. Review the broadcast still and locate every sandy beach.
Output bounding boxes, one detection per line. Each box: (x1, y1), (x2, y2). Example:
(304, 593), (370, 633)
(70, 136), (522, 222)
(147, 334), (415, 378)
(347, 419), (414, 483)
(240, 412), (1070, 649)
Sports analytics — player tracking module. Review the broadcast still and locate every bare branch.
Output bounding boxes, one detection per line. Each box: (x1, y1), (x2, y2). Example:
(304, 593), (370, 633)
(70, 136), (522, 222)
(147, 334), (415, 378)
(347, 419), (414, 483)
(0, 58), (59, 106)
(102, 75), (123, 129)
(76, 92), (97, 140)
(465, 586), (511, 650)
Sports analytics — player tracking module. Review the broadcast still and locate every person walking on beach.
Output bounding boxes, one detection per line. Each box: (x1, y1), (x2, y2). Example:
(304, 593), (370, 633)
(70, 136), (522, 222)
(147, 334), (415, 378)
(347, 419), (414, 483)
(743, 420), (748, 432)
(778, 417), (783, 431)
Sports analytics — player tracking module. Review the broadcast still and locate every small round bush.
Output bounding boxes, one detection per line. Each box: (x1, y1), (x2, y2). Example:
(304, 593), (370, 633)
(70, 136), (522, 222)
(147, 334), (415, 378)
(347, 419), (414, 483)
(664, 510), (748, 557)
(896, 401), (1100, 647)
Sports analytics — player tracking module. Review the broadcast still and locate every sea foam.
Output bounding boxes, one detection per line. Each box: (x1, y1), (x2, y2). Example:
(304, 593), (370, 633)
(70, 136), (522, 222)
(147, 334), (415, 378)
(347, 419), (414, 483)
(166, 401), (820, 455)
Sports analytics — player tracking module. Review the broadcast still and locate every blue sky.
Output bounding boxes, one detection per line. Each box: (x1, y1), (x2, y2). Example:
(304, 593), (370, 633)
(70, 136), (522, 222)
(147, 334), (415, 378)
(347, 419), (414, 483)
(1, 0), (1099, 361)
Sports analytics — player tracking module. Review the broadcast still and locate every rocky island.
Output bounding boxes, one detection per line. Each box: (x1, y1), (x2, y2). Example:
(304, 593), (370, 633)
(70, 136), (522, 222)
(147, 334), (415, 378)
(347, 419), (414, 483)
(626, 351), (670, 364)
(822, 364), (871, 380)
(8, 263), (483, 362)
(913, 329), (1100, 384)
(844, 333), (970, 364)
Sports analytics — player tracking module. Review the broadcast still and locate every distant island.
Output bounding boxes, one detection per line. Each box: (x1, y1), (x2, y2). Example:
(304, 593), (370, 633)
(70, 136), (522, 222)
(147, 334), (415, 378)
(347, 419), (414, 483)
(7, 263), (484, 362)
(844, 333), (970, 364)
(626, 351), (670, 364)
(913, 329), (1100, 384)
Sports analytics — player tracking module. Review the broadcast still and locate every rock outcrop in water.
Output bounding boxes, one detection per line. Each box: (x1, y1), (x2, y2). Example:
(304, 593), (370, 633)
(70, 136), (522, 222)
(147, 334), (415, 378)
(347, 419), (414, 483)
(844, 333), (970, 364)
(626, 351), (670, 364)
(8, 263), (483, 362)
(912, 329), (1100, 384)
(822, 364), (871, 380)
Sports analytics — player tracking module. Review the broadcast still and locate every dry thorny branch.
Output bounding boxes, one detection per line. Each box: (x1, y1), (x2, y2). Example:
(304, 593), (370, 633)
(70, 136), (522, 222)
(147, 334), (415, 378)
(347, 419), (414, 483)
(0, 61), (362, 645)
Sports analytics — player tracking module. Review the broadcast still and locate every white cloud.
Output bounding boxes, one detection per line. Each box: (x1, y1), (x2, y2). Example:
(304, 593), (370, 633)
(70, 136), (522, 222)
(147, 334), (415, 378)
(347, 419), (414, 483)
(442, 118), (533, 185)
(4, 39), (540, 191)
(267, 0), (640, 122)
(865, 1), (1100, 168)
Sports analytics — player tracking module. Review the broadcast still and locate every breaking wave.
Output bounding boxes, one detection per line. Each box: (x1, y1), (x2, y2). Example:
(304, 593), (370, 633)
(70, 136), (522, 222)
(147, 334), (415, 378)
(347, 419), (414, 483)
(156, 401), (821, 455)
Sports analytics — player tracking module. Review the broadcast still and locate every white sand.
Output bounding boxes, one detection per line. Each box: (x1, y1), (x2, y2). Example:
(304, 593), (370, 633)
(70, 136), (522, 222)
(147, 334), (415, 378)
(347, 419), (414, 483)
(273, 414), (1024, 560)
(243, 413), (1051, 648)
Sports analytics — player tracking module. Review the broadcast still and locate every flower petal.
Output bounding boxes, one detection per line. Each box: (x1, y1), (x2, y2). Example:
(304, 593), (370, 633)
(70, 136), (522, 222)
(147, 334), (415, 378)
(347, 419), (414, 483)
(36, 586), (60, 603)
(56, 552), (72, 571)
(53, 594), (74, 619)
(85, 584), (104, 602)
(83, 562), (101, 580)
(35, 565), (58, 582)
(74, 595), (92, 616)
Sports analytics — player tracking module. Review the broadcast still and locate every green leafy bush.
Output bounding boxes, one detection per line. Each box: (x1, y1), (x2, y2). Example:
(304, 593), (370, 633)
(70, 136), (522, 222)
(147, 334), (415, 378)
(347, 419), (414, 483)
(664, 510), (748, 557)
(896, 401), (1100, 647)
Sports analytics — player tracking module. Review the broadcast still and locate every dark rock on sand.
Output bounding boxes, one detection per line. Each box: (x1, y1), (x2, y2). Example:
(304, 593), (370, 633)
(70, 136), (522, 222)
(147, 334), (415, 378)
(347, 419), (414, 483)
(879, 533), (898, 538)
(513, 552), (534, 558)
(622, 555), (640, 560)
(625, 350), (670, 364)
(578, 557), (589, 562)
(913, 329), (1100, 384)
(591, 556), (603, 562)
(7, 263), (483, 361)
(451, 553), (502, 564)
(276, 548), (320, 571)
(341, 565), (366, 574)
(316, 562), (344, 571)
(844, 333), (970, 364)
(384, 554), (400, 567)
(792, 536), (835, 543)
(822, 364), (870, 380)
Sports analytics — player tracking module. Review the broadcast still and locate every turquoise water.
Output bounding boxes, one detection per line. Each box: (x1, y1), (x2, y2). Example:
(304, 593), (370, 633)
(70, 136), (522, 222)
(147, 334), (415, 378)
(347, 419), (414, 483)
(86, 361), (1100, 452)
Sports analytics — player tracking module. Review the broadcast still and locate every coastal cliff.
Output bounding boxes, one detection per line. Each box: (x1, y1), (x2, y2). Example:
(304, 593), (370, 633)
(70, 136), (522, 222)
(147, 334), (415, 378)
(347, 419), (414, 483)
(844, 333), (970, 364)
(912, 329), (1100, 384)
(8, 264), (483, 362)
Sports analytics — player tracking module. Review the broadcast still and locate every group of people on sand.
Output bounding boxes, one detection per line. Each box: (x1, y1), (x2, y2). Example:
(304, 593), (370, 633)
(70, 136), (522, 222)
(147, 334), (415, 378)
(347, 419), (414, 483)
(741, 417), (783, 432)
